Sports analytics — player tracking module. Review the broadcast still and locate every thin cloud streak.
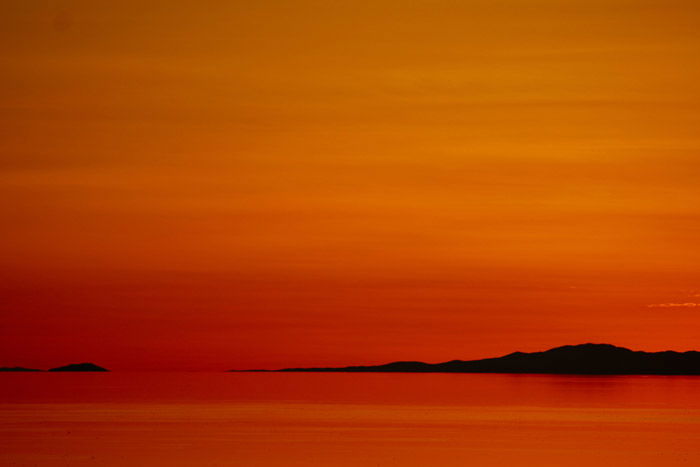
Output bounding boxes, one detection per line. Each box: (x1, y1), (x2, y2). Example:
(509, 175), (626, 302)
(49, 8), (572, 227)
(648, 303), (700, 308)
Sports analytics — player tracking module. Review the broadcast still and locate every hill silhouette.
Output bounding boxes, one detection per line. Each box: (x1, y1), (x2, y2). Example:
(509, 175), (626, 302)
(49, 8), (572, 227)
(48, 363), (109, 372)
(0, 367), (41, 372)
(238, 344), (700, 375)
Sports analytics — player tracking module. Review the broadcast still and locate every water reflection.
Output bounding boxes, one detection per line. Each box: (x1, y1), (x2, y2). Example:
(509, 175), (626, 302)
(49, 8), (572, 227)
(2, 373), (700, 466)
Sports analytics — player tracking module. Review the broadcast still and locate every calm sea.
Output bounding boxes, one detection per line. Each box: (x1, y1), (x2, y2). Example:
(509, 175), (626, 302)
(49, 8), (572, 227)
(2, 372), (700, 466)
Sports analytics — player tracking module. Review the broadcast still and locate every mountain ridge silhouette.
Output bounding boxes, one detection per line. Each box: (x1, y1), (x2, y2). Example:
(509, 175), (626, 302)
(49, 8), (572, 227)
(233, 343), (700, 375)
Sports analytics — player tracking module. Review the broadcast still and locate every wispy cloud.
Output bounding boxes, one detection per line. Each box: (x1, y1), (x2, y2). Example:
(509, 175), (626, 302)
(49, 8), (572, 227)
(648, 303), (700, 308)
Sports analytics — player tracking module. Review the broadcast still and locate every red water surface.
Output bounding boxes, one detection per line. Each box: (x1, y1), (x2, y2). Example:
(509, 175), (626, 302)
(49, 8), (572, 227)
(2, 373), (700, 466)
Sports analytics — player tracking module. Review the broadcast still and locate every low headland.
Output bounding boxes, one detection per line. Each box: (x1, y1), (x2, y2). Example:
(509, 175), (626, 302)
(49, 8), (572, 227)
(231, 343), (700, 375)
(0, 363), (108, 372)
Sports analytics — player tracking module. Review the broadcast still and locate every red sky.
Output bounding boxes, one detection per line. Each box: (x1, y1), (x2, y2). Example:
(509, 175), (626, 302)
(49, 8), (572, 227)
(2, 1), (700, 370)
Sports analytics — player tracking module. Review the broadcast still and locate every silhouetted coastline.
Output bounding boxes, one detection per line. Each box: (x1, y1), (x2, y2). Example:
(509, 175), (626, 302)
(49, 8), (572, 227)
(1, 363), (109, 372)
(49, 363), (109, 372)
(232, 344), (700, 375)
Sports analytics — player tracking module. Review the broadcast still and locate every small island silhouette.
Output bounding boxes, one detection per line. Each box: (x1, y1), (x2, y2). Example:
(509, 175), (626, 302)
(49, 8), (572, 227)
(233, 343), (700, 375)
(0, 363), (108, 372)
(49, 363), (109, 372)
(0, 367), (42, 372)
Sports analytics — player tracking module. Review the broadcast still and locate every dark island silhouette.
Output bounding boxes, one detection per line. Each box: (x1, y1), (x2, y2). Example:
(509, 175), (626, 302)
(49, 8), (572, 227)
(0, 367), (42, 372)
(233, 344), (700, 375)
(1, 363), (109, 372)
(49, 363), (109, 372)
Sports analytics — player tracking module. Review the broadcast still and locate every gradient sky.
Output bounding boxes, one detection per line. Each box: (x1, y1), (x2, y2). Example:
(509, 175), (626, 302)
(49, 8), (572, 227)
(2, 0), (700, 370)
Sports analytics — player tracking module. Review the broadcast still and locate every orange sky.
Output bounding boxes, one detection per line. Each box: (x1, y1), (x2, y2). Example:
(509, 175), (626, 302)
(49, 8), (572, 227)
(2, 1), (700, 370)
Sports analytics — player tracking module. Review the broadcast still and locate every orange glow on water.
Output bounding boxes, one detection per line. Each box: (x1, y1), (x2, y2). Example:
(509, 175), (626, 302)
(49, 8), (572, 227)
(2, 373), (700, 466)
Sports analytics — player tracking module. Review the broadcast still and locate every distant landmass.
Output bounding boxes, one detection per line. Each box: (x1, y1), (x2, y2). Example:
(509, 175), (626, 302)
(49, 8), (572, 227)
(49, 363), (109, 372)
(0, 367), (42, 372)
(1, 363), (108, 372)
(234, 344), (700, 375)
